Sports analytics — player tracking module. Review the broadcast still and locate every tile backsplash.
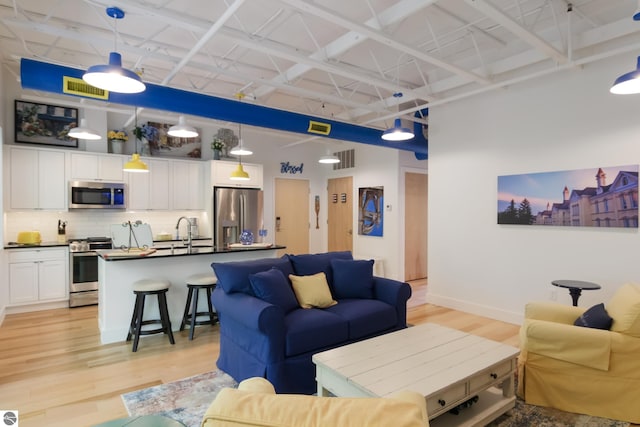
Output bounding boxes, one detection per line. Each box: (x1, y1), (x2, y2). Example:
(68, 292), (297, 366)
(4, 210), (209, 243)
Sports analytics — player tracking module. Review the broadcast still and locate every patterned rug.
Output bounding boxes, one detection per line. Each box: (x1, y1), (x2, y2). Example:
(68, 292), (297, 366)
(122, 370), (629, 427)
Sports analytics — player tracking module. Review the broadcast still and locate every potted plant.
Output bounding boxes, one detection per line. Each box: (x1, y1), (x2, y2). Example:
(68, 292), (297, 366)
(212, 137), (225, 160)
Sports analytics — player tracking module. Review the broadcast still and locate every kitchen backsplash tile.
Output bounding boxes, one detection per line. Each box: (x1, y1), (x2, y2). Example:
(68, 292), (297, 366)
(5, 210), (208, 243)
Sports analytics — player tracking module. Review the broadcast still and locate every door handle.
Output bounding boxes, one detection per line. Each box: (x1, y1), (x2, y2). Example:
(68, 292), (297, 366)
(348, 229), (352, 235)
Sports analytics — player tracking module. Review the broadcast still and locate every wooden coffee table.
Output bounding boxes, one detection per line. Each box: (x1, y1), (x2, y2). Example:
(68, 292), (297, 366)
(313, 323), (520, 426)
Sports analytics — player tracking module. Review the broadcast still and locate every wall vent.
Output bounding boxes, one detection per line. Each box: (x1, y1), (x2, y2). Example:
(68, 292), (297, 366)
(333, 149), (355, 170)
(63, 76), (109, 100)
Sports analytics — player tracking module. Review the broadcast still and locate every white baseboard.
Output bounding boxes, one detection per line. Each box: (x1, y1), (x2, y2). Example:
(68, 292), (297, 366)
(427, 293), (523, 326)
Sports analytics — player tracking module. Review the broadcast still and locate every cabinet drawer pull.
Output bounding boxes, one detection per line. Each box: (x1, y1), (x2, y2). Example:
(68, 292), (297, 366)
(438, 399), (446, 406)
(490, 373), (498, 379)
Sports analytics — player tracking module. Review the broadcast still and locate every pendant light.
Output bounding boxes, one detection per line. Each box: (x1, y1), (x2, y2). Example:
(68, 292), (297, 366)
(382, 118), (414, 141)
(318, 149), (340, 164)
(82, 7), (146, 94)
(611, 3), (640, 94)
(229, 158), (250, 181)
(230, 93), (253, 155)
(68, 118), (101, 140)
(168, 115), (198, 138)
(123, 108), (149, 173)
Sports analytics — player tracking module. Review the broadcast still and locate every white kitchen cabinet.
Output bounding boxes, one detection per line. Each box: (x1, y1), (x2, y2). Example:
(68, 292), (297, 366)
(127, 158), (170, 210)
(172, 160), (204, 210)
(211, 160), (263, 189)
(8, 248), (68, 305)
(7, 146), (66, 210)
(69, 152), (124, 182)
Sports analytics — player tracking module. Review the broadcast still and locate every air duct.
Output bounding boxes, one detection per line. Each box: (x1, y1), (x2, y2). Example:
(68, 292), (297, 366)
(20, 58), (427, 155)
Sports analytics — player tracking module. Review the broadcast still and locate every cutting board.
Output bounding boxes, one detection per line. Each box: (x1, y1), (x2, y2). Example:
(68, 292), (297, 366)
(111, 222), (154, 249)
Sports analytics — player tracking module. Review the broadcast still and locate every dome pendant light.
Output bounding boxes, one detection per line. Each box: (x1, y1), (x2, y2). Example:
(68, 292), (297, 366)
(83, 7), (146, 94)
(168, 115), (198, 138)
(68, 118), (101, 140)
(318, 149), (340, 164)
(611, 4), (640, 95)
(123, 107), (149, 173)
(382, 118), (414, 141)
(230, 159), (250, 181)
(230, 93), (253, 155)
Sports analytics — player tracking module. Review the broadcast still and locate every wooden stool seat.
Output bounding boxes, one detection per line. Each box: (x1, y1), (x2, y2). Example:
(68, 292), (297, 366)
(180, 274), (218, 340)
(127, 278), (175, 352)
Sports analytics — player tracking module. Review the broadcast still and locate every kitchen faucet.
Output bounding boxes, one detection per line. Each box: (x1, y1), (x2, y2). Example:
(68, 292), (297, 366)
(175, 216), (193, 252)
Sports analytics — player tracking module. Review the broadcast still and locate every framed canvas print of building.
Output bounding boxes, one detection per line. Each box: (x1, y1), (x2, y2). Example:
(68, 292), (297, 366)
(146, 121), (202, 159)
(358, 186), (384, 236)
(498, 165), (639, 228)
(15, 100), (79, 148)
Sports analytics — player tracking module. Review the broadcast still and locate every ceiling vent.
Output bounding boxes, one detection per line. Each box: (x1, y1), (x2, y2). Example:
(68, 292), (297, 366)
(63, 76), (109, 100)
(333, 149), (355, 170)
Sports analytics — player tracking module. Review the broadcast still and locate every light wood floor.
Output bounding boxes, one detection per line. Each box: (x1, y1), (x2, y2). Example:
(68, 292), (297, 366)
(0, 279), (520, 427)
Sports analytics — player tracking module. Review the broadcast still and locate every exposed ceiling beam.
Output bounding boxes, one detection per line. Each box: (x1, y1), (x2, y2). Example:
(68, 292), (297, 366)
(466, 0), (568, 64)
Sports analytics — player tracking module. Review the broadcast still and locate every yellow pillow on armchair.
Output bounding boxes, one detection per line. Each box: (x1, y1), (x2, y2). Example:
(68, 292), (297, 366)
(606, 283), (640, 336)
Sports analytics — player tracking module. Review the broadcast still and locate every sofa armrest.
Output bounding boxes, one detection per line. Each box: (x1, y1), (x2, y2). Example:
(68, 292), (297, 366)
(373, 277), (412, 306)
(525, 301), (586, 324)
(212, 287), (285, 335)
(520, 318), (611, 370)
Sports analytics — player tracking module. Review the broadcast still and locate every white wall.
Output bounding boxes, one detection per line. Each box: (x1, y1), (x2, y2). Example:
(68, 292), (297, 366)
(428, 53), (640, 324)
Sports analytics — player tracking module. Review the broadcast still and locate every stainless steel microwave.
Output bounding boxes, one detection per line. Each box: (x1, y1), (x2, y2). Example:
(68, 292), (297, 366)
(69, 181), (126, 209)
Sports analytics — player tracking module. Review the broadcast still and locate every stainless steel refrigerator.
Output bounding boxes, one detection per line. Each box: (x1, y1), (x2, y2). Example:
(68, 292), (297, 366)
(213, 186), (263, 249)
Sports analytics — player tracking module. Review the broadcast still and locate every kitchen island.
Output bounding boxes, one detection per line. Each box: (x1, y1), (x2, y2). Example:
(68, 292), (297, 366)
(96, 245), (284, 344)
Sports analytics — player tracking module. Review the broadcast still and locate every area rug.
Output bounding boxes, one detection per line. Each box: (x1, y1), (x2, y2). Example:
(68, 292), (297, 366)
(123, 370), (630, 427)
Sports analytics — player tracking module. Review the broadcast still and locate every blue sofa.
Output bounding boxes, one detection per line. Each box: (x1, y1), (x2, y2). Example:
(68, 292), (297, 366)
(211, 251), (412, 394)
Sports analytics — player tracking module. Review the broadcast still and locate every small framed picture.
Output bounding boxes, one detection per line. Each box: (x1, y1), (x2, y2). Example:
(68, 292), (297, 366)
(15, 100), (79, 148)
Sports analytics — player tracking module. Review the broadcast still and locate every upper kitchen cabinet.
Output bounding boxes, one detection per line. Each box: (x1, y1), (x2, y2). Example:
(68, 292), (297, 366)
(69, 152), (125, 182)
(5, 146), (66, 210)
(172, 160), (204, 210)
(127, 158), (170, 210)
(211, 160), (263, 189)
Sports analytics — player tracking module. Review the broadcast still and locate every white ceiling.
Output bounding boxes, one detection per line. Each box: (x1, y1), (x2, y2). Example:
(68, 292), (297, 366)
(2, 0), (640, 145)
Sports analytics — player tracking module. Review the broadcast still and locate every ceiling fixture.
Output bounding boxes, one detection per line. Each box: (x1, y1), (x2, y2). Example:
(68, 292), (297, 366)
(229, 159), (250, 181)
(168, 115), (198, 138)
(123, 108), (149, 173)
(318, 149), (340, 164)
(68, 118), (101, 140)
(611, 6), (640, 95)
(230, 93), (253, 155)
(382, 118), (414, 141)
(82, 7), (146, 94)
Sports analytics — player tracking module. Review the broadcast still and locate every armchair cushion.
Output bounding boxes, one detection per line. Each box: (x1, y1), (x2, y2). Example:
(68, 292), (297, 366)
(289, 272), (337, 309)
(202, 377), (429, 427)
(573, 303), (613, 330)
(249, 268), (299, 314)
(606, 283), (640, 337)
(330, 258), (374, 299)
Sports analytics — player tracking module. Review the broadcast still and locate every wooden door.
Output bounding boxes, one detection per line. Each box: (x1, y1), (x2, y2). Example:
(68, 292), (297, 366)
(328, 176), (353, 252)
(404, 172), (428, 281)
(275, 178), (309, 255)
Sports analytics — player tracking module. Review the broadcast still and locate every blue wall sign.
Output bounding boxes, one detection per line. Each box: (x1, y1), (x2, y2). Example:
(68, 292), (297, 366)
(281, 162), (304, 174)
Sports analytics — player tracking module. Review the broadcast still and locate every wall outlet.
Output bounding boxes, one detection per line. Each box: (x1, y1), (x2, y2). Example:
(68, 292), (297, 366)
(550, 290), (558, 301)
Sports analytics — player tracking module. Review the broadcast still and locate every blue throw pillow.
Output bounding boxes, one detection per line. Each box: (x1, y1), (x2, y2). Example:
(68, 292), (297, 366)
(574, 303), (613, 330)
(288, 251), (353, 287)
(331, 259), (374, 299)
(249, 268), (299, 313)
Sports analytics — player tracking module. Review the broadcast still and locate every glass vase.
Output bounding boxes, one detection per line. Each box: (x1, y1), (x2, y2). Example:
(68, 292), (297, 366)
(239, 230), (254, 245)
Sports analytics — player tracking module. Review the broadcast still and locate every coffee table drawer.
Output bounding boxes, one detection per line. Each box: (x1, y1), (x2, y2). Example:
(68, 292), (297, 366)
(426, 382), (467, 416)
(469, 359), (513, 392)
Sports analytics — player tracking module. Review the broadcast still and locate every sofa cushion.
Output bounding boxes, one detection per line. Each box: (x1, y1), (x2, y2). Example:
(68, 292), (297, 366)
(289, 273), (337, 309)
(573, 303), (613, 330)
(249, 268), (299, 314)
(331, 258), (374, 299)
(212, 256), (294, 295)
(288, 251), (353, 288)
(325, 299), (397, 339)
(607, 283), (640, 337)
(284, 308), (348, 356)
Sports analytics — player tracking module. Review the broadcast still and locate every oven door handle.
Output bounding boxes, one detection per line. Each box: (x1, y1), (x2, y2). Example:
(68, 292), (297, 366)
(71, 252), (98, 257)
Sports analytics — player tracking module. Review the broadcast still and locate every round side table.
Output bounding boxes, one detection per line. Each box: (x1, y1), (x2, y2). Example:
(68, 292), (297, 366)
(551, 280), (601, 306)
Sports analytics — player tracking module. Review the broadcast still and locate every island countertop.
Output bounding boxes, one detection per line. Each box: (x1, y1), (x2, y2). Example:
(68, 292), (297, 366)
(96, 244), (285, 260)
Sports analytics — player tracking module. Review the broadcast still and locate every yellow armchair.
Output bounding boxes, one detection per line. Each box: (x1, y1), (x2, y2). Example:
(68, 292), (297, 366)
(201, 377), (429, 427)
(518, 283), (640, 424)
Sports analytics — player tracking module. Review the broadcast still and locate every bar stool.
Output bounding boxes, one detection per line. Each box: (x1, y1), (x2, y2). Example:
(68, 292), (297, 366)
(127, 278), (175, 352)
(180, 273), (218, 340)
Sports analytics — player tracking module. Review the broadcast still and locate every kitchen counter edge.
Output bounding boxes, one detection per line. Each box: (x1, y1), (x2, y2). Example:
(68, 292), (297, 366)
(96, 245), (285, 261)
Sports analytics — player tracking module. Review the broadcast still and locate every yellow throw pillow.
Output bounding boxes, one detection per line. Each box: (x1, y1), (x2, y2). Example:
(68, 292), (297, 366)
(289, 272), (337, 309)
(607, 283), (640, 337)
